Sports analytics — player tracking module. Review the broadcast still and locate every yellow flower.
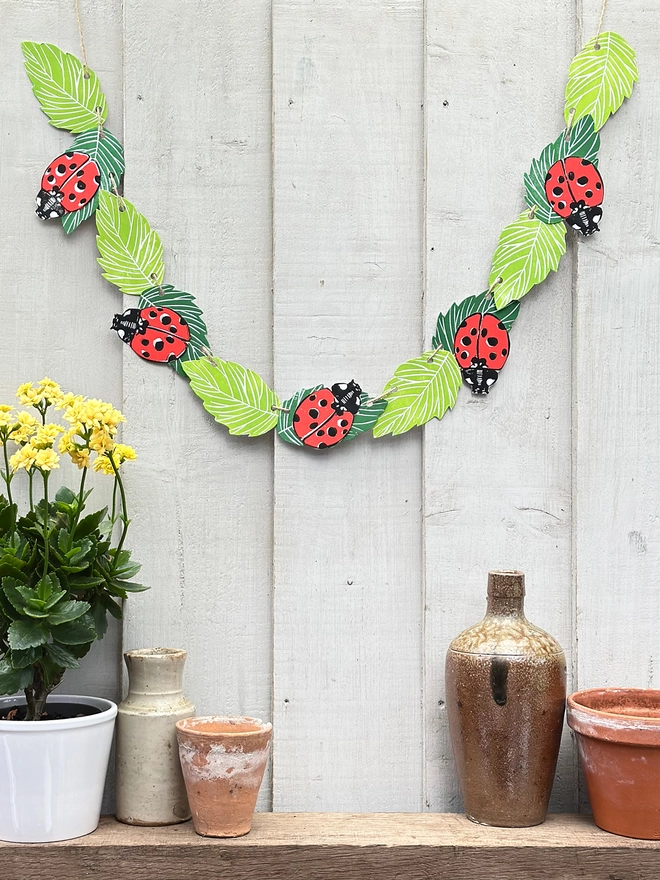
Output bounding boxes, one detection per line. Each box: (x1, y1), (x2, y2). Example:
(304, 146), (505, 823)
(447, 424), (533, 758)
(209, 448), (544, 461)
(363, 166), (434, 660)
(92, 444), (136, 475)
(114, 444), (137, 463)
(9, 444), (38, 472)
(34, 448), (59, 471)
(58, 430), (90, 469)
(89, 427), (115, 453)
(16, 382), (41, 407)
(92, 453), (116, 475)
(55, 392), (84, 411)
(35, 378), (63, 407)
(0, 405), (14, 429)
(34, 423), (62, 449)
(70, 448), (91, 469)
(11, 411), (38, 444)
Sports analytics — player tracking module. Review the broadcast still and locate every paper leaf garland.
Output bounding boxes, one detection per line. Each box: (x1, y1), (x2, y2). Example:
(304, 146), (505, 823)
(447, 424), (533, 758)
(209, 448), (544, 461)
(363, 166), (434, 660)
(524, 115), (600, 225)
(96, 191), (165, 295)
(343, 396), (388, 442)
(432, 293), (520, 353)
(183, 358), (279, 437)
(277, 386), (324, 446)
(372, 351), (461, 438)
(137, 286), (211, 376)
(22, 42), (107, 134)
(61, 194), (98, 234)
(72, 129), (125, 191)
(489, 213), (567, 309)
(565, 33), (639, 131)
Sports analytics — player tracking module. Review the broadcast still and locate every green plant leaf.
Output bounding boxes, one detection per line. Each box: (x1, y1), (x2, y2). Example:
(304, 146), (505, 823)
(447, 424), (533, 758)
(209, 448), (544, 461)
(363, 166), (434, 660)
(2, 577), (27, 614)
(22, 42), (107, 133)
(524, 116), (600, 224)
(10, 647), (43, 669)
(565, 32), (639, 131)
(432, 293), (521, 353)
(277, 385), (324, 446)
(48, 599), (90, 626)
(344, 396), (388, 442)
(50, 619), (97, 646)
(74, 508), (107, 539)
(45, 643), (80, 670)
(96, 191), (164, 295)
(372, 351), (462, 438)
(183, 358), (279, 437)
(489, 213), (567, 309)
(8, 619), (50, 650)
(55, 486), (76, 505)
(138, 286), (211, 376)
(0, 659), (33, 696)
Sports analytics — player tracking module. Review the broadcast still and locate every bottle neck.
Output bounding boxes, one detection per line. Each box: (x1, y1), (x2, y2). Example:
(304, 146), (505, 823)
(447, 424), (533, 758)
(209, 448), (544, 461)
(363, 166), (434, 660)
(486, 595), (526, 617)
(125, 650), (186, 695)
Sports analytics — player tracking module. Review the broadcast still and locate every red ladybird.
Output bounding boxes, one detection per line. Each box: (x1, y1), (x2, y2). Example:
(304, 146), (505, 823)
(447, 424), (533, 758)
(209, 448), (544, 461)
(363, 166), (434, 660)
(35, 150), (101, 220)
(544, 156), (604, 236)
(453, 313), (510, 395)
(111, 306), (190, 363)
(293, 381), (362, 449)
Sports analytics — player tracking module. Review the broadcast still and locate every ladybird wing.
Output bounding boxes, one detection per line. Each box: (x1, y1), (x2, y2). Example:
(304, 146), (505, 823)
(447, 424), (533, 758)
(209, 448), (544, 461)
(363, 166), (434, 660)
(563, 156), (604, 208)
(453, 313), (481, 368)
(145, 306), (192, 342)
(58, 155), (101, 213)
(293, 388), (335, 441)
(476, 314), (510, 370)
(544, 159), (572, 219)
(129, 326), (185, 363)
(303, 410), (354, 448)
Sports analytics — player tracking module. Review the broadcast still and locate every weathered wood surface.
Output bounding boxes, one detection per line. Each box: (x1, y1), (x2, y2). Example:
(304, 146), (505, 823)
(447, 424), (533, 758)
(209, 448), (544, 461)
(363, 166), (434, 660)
(2, 815), (659, 880)
(1, 0), (658, 817)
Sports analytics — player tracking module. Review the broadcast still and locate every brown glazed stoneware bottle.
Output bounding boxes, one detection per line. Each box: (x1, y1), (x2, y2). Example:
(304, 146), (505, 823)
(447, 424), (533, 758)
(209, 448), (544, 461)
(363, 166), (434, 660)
(445, 570), (566, 827)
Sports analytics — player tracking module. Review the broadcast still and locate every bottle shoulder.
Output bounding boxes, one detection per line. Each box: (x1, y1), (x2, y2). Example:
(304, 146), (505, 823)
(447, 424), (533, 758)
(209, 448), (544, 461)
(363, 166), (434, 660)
(448, 614), (565, 658)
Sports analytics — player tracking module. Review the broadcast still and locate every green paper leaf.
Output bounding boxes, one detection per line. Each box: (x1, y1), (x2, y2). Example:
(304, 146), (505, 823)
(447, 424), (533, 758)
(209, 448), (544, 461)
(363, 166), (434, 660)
(372, 351), (461, 438)
(277, 385), (324, 447)
(565, 32), (639, 131)
(60, 128), (126, 234)
(8, 619), (50, 651)
(62, 194), (98, 234)
(344, 396), (388, 442)
(524, 116), (600, 225)
(432, 293), (520, 353)
(96, 190), (164, 295)
(22, 42), (107, 133)
(138, 286), (211, 376)
(183, 358), (279, 437)
(489, 213), (567, 309)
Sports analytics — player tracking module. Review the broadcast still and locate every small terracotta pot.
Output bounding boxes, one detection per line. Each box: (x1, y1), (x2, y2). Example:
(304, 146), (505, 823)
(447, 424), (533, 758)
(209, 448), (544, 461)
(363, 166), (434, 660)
(567, 688), (660, 839)
(175, 716), (271, 837)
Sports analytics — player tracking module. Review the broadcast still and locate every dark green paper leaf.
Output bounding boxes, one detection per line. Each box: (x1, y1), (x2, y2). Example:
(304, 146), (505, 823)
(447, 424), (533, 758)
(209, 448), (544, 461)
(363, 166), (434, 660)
(138, 286), (211, 377)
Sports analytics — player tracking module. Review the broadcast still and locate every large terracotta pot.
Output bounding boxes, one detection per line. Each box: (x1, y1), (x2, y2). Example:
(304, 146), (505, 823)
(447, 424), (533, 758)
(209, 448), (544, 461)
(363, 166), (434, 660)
(567, 688), (660, 839)
(176, 715), (271, 837)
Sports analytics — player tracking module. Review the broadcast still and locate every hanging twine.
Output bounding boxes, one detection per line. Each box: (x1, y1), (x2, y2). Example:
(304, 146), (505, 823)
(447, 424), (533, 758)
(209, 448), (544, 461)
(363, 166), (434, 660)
(595, 0), (608, 47)
(365, 386), (398, 407)
(73, 0), (90, 78)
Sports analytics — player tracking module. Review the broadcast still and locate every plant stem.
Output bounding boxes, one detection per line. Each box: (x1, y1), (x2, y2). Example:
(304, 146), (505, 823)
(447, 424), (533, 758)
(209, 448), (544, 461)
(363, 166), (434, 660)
(109, 459), (130, 570)
(2, 441), (15, 534)
(28, 471), (34, 510)
(68, 466), (88, 546)
(42, 472), (50, 579)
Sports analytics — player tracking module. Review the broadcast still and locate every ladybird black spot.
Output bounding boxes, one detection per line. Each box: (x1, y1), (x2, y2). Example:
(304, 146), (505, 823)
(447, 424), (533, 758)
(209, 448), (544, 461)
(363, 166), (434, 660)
(502, 348), (508, 356)
(167, 354), (176, 362)
(461, 336), (471, 346)
(338, 419), (348, 427)
(577, 176), (589, 186)
(487, 337), (498, 346)
(498, 322), (505, 330)
(166, 336), (174, 344)
(342, 429), (348, 434)
(170, 325), (178, 333)
(68, 194), (76, 201)
(317, 430), (325, 436)
(180, 317), (188, 326)
(596, 182), (602, 190)
(94, 175), (101, 183)
(47, 175), (55, 184)
(80, 198), (87, 204)
(568, 171), (575, 181)
(459, 319), (467, 328)
(161, 315), (171, 324)
(328, 427), (337, 437)
(69, 163), (77, 170)
(308, 408), (319, 419)
(558, 201), (566, 210)
(309, 422), (318, 430)
(558, 175), (565, 183)
(460, 352), (469, 360)
(141, 350), (150, 358)
(545, 172), (551, 181)
(585, 190), (593, 199)
(481, 328), (488, 337)
(141, 338), (150, 346)
(154, 340), (165, 352)
(581, 158), (590, 166)
(489, 353), (497, 361)
(56, 164), (66, 174)
(319, 399), (328, 407)
(293, 414), (300, 422)
(75, 181), (86, 192)
(149, 310), (157, 318)
(64, 151), (74, 158)
(309, 394), (316, 401)
(76, 169), (85, 177)
(552, 186), (563, 196)
(470, 327), (477, 336)
(318, 443), (327, 449)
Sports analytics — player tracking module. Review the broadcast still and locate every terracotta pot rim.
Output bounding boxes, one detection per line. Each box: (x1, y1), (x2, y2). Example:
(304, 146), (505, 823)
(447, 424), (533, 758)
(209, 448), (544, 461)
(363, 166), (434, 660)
(568, 688), (660, 744)
(175, 715), (272, 737)
(124, 647), (187, 660)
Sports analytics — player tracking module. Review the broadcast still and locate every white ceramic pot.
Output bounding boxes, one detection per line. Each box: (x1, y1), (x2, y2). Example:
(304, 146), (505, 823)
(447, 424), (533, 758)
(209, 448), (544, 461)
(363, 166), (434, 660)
(0, 694), (117, 843)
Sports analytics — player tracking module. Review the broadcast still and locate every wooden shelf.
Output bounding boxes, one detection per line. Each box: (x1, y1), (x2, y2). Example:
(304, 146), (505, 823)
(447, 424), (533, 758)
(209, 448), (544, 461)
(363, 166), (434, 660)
(2, 813), (659, 879)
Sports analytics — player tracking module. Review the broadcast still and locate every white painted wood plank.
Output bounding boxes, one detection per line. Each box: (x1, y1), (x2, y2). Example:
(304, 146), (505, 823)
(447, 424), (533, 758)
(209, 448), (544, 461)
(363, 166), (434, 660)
(0, 0), (124, 811)
(424, 0), (577, 812)
(122, 1), (274, 807)
(575, 4), (660, 691)
(272, 0), (425, 811)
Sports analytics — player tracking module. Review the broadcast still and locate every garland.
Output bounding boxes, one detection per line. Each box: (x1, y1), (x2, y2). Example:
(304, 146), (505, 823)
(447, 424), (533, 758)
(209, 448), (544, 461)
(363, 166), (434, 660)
(22, 31), (638, 451)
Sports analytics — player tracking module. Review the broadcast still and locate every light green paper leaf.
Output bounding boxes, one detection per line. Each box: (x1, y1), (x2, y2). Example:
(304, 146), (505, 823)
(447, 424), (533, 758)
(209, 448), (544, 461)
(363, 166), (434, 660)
(432, 293), (520, 353)
(524, 116), (600, 225)
(183, 358), (279, 437)
(22, 42), (107, 133)
(565, 32), (639, 131)
(277, 386), (324, 446)
(96, 191), (164, 295)
(373, 351), (461, 438)
(490, 213), (567, 309)
(138, 286), (211, 376)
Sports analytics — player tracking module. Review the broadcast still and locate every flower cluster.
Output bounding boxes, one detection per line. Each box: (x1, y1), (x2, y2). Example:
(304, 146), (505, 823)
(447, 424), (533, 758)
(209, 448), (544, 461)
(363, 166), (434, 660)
(1, 378), (136, 476)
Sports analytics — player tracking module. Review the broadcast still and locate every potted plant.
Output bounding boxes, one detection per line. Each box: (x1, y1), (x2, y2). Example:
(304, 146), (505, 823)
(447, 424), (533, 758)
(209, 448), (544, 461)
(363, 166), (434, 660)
(0, 378), (145, 842)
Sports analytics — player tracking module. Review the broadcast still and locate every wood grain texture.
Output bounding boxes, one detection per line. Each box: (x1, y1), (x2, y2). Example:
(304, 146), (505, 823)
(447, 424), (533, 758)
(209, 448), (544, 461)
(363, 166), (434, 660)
(574, 4), (660, 684)
(423, 0), (577, 812)
(271, 0), (425, 810)
(1, 815), (659, 880)
(121, 0), (274, 809)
